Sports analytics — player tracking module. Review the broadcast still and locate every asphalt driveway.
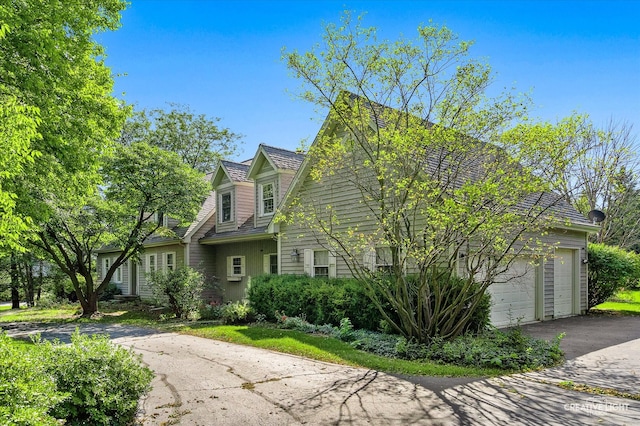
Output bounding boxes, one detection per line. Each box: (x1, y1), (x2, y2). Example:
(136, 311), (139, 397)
(3, 314), (639, 425)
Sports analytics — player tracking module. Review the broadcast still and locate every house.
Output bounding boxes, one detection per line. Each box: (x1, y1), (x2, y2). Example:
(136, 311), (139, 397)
(98, 100), (598, 327)
(96, 173), (218, 302)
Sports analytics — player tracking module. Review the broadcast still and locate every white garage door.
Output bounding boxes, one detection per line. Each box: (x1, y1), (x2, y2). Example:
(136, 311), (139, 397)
(554, 248), (575, 317)
(488, 259), (537, 327)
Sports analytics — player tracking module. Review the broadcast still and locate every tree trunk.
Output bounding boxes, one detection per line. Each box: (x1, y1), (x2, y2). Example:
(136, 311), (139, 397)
(9, 254), (20, 309)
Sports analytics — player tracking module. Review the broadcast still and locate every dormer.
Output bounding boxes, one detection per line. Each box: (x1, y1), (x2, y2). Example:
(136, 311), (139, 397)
(210, 160), (254, 233)
(246, 144), (305, 228)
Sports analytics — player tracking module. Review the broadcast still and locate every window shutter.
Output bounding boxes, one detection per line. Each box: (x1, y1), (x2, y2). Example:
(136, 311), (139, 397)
(263, 254), (271, 274)
(364, 247), (376, 271)
(328, 252), (337, 278)
(226, 256), (233, 275)
(303, 249), (313, 276)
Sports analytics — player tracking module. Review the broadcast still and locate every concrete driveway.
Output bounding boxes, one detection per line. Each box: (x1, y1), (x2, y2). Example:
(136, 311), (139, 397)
(3, 315), (639, 425)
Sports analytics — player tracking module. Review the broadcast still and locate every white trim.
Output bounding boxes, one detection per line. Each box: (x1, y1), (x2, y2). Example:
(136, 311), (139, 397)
(227, 255), (246, 279)
(219, 191), (234, 223)
(259, 182), (275, 217)
(146, 253), (157, 274)
(163, 252), (176, 272)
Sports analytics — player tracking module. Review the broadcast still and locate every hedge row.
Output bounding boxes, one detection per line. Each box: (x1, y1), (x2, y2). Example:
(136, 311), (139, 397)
(248, 275), (386, 330)
(248, 274), (491, 333)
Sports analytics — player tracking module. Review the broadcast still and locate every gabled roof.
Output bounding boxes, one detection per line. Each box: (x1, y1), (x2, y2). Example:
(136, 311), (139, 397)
(271, 90), (597, 232)
(246, 144), (305, 179)
(211, 160), (251, 187)
(182, 189), (216, 242)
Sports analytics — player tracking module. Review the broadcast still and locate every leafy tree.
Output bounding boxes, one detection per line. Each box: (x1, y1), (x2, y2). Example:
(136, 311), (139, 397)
(32, 142), (210, 317)
(282, 13), (584, 341)
(0, 0), (128, 254)
(120, 104), (241, 173)
(147, 266), (207, 319)
(557, 120), (639, 248)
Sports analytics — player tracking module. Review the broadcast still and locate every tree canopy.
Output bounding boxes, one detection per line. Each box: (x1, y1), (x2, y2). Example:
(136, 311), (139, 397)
(120, 104), (241, 173)
(0, 0), (128, 251)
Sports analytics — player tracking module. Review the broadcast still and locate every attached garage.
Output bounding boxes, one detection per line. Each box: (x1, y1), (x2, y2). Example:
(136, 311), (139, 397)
(554, 248), (576, 317)
(488, 258), (538, 327)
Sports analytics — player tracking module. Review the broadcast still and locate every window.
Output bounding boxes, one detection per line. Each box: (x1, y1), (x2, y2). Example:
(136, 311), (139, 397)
(304, 249), (336, 278)
(313, 250), (329, 278)
(153, 212), (168, 227)
(264, 253), (278, 274)
(227, 256), (245, 278)
(220, 192), (232, 222)
(115, 264), (122, 283)
(375, 247), (393, 273)
(260, 182), (275, 216)
(146, 254), (157, 274)
(102, 257), (111, 279)
(164, 252), (175, 272)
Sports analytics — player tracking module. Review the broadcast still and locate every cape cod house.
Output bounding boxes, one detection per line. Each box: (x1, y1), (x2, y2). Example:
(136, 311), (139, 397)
(98, 100), (598, 327)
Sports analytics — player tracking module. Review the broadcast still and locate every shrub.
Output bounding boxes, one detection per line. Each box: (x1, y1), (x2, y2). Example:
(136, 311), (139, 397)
(40, 330), (154, 426)
(0, 333), (67, 426)
(220, 300), (255, 324)
(99, 281), (122, 301)
(427, 328), (564, 370)
(588, 243), (640, 309)
(248, 275), (390, 330)
(147, 266), (205, 319)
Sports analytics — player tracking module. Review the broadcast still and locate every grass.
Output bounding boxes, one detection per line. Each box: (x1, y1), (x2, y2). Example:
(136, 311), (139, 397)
(0, 301), (160, 327)
(177, 323), (504, 377)
(592, 290), (640, 315)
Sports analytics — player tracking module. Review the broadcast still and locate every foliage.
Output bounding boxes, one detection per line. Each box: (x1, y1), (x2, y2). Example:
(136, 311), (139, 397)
(33, 141), (210, 317)
(249, 274), (388, 330)
(587, 243), (640, 309)
(0, 0), (128, 254)
(37, 330), (153, 426)
(427, 328), (565, 370)
(219, 300), (255, 324)
(282, 12), (583, 341)
(148, 266), (206, 319)
(99, 282), (122, 301)
(120, 104), (241, 173)
(0, 333), (67, 426)
(270, 312), (560, 370)
(198, 301), (225, 320)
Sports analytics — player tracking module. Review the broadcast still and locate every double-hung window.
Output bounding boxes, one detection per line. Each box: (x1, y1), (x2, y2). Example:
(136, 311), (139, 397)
(146, 254), (157, 274)
(303, 249), (336, 278)
(164, 252), (175, 272)
(227, 256), (245, 280)
(102, 257), (111, 279)
(220, 192), (232, 223)
(313, 250), (329, 278)
(260, 182), (275, 216)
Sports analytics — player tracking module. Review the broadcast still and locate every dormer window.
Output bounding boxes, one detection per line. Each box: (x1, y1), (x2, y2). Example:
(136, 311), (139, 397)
(260, 182), (275, 216)
(220, 192), (232, 222)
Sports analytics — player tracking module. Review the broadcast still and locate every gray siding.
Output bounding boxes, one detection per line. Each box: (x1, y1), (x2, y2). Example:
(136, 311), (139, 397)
(187, 214), (219, 303)
(235, 184), (254, 227)
(137, 244), (185, 301)
(215, 239), (277, 302)
(278, 135), (590, 323)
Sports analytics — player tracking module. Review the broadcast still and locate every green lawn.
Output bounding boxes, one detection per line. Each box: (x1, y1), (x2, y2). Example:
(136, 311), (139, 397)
(177, 323), (503, 378)
(593, 290), (640, 315)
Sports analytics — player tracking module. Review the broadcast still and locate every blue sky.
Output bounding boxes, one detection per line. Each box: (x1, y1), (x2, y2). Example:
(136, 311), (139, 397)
(97, 0), (640, 161)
